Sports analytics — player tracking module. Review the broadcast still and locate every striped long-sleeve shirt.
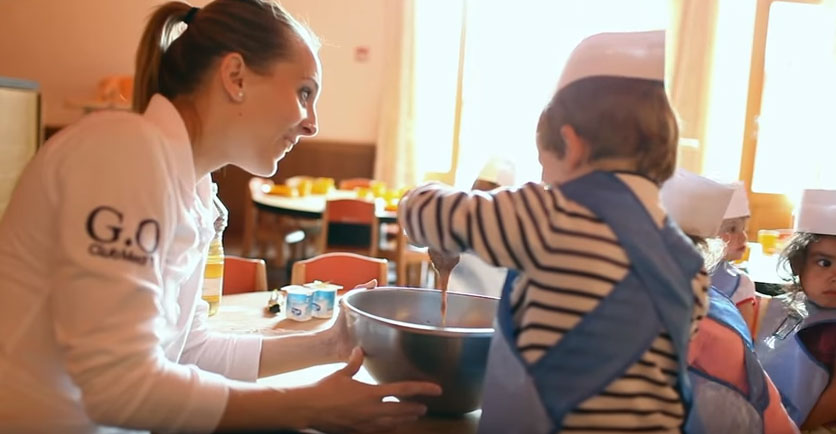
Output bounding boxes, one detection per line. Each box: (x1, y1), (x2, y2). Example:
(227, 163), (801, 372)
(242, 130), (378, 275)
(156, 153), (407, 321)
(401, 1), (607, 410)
(398, 173), (709, 433)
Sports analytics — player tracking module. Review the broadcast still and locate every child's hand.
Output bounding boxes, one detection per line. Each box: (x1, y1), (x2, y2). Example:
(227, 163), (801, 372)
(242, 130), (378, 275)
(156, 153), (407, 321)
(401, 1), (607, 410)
(429, 249), (460, 290)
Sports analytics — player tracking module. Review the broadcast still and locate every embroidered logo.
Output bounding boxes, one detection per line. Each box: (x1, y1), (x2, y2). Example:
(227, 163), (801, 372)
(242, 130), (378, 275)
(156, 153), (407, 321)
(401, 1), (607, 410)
(85, 206), (160, 266)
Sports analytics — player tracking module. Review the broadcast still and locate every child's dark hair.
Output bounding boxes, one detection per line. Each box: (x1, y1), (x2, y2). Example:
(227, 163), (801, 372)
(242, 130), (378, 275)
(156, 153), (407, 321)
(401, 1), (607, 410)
(537, 76), (679, 185)
(775, 231), (829, 313)
(778, 232), (821, 293)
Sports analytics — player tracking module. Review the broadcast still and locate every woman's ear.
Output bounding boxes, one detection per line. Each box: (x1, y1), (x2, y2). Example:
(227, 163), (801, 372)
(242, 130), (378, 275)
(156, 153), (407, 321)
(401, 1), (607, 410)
(219, 52), (246, 102)
(559, 124), (589, 170)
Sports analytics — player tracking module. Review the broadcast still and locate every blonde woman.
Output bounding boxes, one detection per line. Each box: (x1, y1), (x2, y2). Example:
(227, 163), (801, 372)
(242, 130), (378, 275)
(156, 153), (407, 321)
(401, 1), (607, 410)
(0, 2), (439, 433)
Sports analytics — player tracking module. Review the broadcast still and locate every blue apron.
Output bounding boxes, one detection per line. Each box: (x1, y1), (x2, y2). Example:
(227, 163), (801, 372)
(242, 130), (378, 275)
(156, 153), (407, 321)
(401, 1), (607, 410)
(755, 296), (836, 425)
(477, 171), (703, 434)
(711, 261), (742, 299)
(685, 288), (770, 434)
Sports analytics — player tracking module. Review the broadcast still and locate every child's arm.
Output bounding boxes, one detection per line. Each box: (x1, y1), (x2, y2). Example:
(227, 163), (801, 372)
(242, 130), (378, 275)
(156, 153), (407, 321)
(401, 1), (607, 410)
(802, 359), (836, 429)
(733, 273), (757, 336)
(736, 301), (756, 338)
(398, 182), (540, 271)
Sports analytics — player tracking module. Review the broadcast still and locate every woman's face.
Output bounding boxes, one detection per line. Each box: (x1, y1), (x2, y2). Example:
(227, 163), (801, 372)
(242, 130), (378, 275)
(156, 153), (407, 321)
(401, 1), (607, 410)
(232, 39), (321, 176)
(800, 236), (836, 308)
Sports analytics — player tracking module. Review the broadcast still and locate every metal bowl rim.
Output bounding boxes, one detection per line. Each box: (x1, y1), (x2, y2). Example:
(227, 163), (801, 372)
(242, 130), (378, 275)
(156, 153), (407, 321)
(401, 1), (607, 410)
(342, 286), (497, 337)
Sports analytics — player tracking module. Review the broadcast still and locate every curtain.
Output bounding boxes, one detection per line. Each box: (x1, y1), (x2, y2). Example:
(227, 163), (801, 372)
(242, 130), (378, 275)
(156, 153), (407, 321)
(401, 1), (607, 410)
(373, 0), (418, 189)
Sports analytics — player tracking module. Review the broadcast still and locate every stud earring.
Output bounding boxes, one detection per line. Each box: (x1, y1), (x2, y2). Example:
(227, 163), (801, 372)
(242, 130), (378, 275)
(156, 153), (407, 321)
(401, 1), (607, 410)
(237, 91), (244, 101)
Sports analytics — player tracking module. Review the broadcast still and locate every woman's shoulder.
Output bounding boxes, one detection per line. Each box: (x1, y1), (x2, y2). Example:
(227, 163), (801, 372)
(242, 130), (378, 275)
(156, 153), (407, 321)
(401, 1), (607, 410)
(41, 110), (170, 168)
(49, 110), (161, 147)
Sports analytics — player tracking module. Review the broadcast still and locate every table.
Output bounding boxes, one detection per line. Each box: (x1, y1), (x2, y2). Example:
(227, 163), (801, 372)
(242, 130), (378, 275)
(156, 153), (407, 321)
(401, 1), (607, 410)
(209, 292), (480, 434)
(745, 243), (784, 285)
(252, 189), (397, 223)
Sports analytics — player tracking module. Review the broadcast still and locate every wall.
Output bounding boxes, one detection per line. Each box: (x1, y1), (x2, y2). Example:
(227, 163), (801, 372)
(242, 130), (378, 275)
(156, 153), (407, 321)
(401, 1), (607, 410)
(0, 0), (389, 143)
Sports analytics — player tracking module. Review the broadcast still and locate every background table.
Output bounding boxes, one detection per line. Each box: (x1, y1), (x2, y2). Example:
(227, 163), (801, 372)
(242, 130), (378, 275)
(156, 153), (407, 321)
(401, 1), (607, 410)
(252, 189), (397, 223)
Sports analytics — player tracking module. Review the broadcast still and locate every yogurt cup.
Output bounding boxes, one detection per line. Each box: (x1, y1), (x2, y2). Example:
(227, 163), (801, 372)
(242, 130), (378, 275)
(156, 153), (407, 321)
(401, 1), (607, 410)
(304, 281), (343, 319)
(282, 285), (312, 321)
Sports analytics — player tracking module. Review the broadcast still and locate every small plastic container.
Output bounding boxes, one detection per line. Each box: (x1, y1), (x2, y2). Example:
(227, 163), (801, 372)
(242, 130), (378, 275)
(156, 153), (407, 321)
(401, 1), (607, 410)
(283, 285), (312, 321)
(305, 281), (343, 319)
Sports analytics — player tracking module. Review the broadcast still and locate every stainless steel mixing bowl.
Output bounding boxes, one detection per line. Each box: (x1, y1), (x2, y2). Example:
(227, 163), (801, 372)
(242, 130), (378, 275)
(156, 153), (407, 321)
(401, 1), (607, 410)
(342, 287), (498, 415)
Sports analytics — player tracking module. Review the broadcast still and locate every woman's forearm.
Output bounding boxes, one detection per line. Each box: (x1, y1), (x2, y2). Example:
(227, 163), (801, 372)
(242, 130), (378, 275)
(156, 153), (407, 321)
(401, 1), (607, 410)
(258, 330), (341, 378)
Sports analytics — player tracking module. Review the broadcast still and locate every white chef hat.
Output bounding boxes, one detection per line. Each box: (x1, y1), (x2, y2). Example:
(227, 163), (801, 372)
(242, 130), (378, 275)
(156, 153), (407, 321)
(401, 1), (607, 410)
(661, 169), (735, 238)
(795, 189), (836, 236)
(557, 30), (665, 92)
(477, 157), (516, 187)
(723, 181), (750, 219)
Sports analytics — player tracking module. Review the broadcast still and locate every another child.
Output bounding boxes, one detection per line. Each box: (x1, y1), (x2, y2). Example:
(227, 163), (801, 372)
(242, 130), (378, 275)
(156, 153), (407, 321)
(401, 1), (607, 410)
(756, 189), (836, 430)
(661, 169), (797, 433)
(446, 157), (516, 298)
(713, 181), (758, 332)
(399, 30), (709, 433)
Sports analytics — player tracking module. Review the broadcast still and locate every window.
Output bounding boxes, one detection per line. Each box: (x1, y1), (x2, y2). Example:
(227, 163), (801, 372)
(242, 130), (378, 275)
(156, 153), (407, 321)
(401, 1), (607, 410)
(740, 0), (836, 234)
(752, 1), (836, 198)
(410, 0), (670, 188)
(455, 0), (670, 187)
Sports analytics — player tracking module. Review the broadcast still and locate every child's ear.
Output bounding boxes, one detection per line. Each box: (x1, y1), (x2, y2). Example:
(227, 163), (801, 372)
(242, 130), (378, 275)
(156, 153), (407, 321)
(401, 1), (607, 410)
(559, 124), (589, 170)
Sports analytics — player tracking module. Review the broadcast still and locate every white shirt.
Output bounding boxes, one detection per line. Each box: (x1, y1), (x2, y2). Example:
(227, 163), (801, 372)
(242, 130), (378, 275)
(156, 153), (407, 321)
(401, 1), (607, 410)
(0, 95), (261, 433)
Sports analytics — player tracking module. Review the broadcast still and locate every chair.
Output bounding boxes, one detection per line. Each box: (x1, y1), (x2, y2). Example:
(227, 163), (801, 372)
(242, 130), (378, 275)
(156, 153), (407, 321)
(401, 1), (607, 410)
(223, 255), (268, 295)
(242, 177), (308, 266)
(339, 178), (373, 191)
(319, 199), (379, 257)
(395, 229), (434, 287)
(291, 252), (388, 290)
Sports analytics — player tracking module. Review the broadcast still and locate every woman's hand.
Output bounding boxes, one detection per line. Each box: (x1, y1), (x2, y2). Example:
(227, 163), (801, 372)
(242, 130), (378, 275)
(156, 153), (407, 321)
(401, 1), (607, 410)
(304, 348), (442, 433)
(329, 279), (378, 360)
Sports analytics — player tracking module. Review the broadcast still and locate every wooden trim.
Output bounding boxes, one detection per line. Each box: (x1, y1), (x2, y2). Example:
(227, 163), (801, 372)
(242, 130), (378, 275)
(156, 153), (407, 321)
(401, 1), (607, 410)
(424, 0), (467, 186)
(378, 260), (390, 286)
(739, 0), (771, 188)
(739, 0), (795, 238)
(447, 0), (468, 186)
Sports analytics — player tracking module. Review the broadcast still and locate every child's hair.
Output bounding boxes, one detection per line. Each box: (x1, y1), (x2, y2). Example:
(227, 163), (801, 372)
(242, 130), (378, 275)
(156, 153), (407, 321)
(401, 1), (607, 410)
(775, 232), (827, 313)
(688, 234), (726, 273)
(538, 76), (679, 185)
(778, 232), (822, 293)
(133, 0), (319, 112)
(719, 216), (748, 234)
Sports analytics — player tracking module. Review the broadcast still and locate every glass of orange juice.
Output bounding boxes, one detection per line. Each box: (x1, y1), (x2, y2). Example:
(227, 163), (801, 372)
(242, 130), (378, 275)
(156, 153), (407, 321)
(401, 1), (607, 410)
(758, 229), (780, 255)
(371, 181), (387, 198)
(296, 179), (313, 197)
(312, 177), (335, 195)
(355, 186), (372, 199)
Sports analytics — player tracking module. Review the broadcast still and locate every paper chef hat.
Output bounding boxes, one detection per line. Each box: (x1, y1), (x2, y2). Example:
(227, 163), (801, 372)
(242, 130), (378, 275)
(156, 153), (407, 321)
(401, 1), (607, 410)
(723, 181), (750, 219)
(795, 189), (836, 236)
(477, 157), (516, 187)
(661, 169), (735, 238)
(557, 30), (665, 92)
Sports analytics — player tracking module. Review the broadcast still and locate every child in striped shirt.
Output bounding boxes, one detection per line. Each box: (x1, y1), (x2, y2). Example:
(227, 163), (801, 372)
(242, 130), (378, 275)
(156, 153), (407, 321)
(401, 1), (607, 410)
(398, 30), (709, 434)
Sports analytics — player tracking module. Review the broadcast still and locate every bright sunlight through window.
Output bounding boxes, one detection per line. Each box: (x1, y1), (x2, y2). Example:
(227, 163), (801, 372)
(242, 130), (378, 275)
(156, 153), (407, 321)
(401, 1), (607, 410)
(753, 1), (836, 204)
(412, 0), (671, 188)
